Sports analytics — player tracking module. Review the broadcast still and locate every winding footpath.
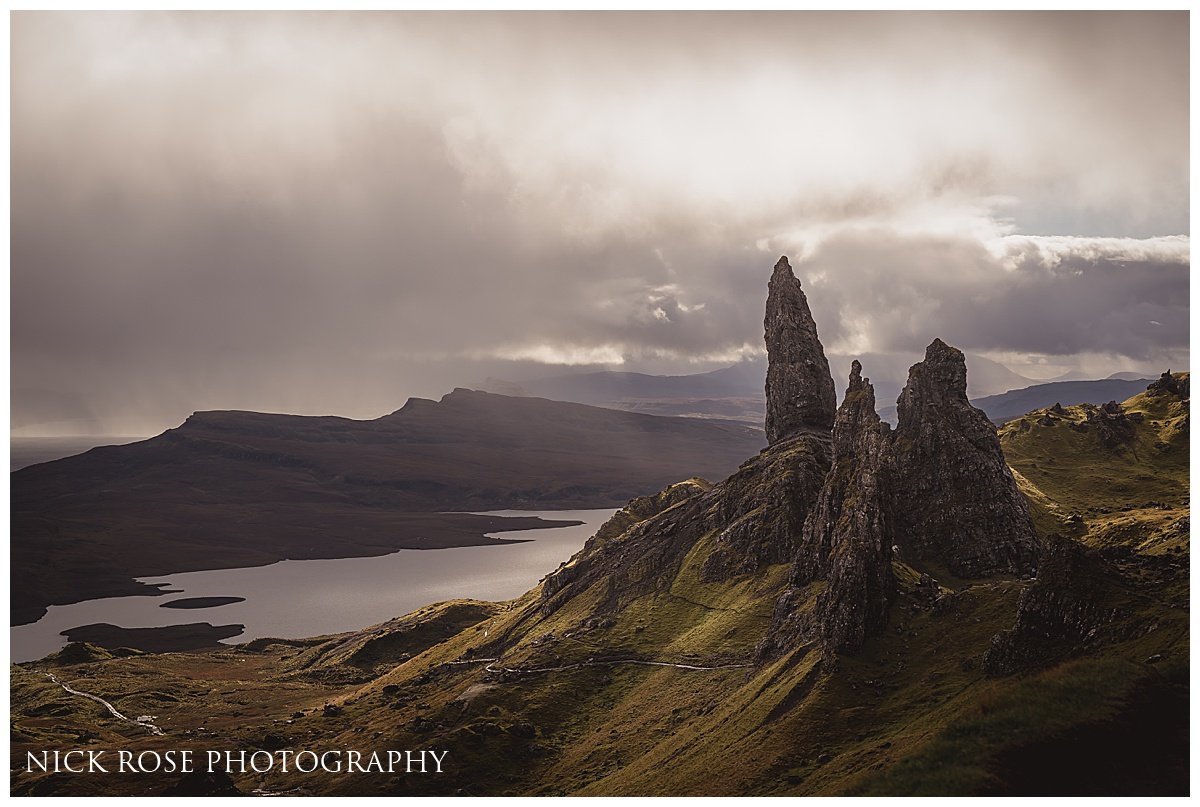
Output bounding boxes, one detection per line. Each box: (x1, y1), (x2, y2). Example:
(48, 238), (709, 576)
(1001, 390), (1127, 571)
(42, 672), (165, 736)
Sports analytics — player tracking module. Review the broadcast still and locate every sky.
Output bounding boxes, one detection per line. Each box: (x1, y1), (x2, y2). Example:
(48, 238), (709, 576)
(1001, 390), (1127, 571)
(11, 11), (1190, 435)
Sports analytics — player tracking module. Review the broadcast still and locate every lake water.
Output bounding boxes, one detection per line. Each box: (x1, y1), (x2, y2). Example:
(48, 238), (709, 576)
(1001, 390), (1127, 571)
(10, 508), (613, 664)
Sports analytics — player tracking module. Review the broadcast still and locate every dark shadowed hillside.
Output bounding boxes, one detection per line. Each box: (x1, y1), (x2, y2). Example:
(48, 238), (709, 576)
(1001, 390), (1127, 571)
(11, 390), (764, 625)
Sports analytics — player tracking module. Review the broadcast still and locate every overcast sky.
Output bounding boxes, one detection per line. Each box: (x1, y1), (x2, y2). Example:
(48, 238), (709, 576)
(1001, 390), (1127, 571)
(11, 11), (1190, 435)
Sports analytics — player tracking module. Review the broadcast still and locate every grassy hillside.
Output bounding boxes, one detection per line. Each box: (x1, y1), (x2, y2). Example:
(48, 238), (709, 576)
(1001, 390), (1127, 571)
(998, 382), (1188, 520)
(10, 378), (1188, 796)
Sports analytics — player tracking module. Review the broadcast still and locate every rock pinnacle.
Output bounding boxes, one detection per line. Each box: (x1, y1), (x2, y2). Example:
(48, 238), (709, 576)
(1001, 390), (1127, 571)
(764, 256), (836, 443)
(889, 338), (1039, 577)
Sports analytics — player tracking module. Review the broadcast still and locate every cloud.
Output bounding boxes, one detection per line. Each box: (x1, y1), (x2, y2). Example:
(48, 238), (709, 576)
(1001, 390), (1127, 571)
(990, 234), (1190, 270)
(10, 11), (1189, 433)
(790, 229), (1189, 362)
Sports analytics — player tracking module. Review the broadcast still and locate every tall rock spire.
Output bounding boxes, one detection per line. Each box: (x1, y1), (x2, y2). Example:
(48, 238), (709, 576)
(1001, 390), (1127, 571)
(767, 360), (895, 657)
(889, 338), (1039, 577)
(764, 256), (836, 443)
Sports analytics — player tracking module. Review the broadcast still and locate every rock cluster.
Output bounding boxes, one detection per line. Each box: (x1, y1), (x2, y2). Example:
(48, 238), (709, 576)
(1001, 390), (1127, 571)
(541, 258), (839, 607)
(1148, 370), (1189, 400)
(764, 256), (836, 443)
(542, 255), (1044, 663)
(769, 335), (1042, 657)
(1075, 401), (1137, 449)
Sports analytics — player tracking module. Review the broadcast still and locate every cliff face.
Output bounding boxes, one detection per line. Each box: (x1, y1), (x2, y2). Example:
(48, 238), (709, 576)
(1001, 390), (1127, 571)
(764, 256), (837, 443)
(888, 339), (1039, 578)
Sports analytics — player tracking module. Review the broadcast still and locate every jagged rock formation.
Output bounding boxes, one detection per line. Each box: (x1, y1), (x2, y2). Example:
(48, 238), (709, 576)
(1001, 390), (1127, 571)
(544, 263), (1046, 664)
(585, 480), (713, 551)
(539, 414), (834, 613)
(764, 256), (836, 443)
(888, 339), (1038, 578)
(539, 481), (710, 614)
(699, 435), (831, 581)
(1073, 401), (1137, 449)
(1148, 370), (1189, 400)
(982, 536), (1125, 676)
(771, 337), (1042, 656)
(769, 361), (895, 656)
(700, 257), (837, 579)
(542, 255), (839, 612)
(791, 362), (889, 585)
(540, 480), (712, 609)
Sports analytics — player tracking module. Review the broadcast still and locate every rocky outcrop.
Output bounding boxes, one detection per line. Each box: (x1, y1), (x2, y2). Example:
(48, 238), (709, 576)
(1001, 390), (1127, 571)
(889, 339), (1038, 578)
(585, 479), (713, 552)
(541, 255), (839, 612)
(540, 481), (711, 609)
(700, 255), (835, 581)
(983, 536), (1124, 676)
(540, 422), (833, 615)
(541, 264), (1044, 665)
(767, 362), (895, 656)
(699, 434), (831, 581)
(1147, 370), (1189, 400)
(764, 256), (836, 443)
(1074, 401), (1137, 449)
(791, 363), (890, 583)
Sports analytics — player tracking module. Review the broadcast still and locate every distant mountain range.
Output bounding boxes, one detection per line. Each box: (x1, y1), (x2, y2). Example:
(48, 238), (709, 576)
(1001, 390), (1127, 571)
(493, 351), (1040, 405)
(1046, 369), (1150, 382)
(476, 359), (1161, 427)
(11, 389), (765, 625)
(877, 376), (1156, 425)
(968, 377), (1157, 424)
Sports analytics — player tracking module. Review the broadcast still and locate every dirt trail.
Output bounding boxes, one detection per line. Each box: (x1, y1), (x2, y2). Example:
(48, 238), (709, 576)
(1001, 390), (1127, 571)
(42, 671), (165, 736)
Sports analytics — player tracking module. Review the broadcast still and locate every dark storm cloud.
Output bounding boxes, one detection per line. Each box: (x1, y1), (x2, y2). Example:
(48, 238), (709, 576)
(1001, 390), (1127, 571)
(10, 11), (1189, 434)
